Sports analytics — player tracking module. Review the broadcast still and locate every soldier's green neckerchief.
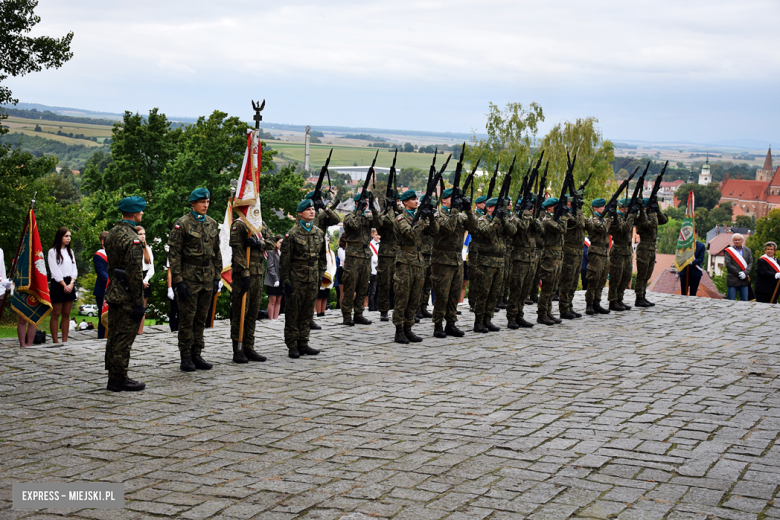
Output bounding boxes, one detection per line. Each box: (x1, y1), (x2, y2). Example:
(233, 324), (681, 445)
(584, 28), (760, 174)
(191, 209), (206, 222)
(404, 209), (415, 218)
(300, 220), (314, 233)
(120, 219), (137, 229)
(441, 205), (451, 214)
(476, 208), (485, 216)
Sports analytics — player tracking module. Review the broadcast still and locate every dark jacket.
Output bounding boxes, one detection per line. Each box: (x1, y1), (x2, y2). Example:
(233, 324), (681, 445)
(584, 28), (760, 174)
(688, 241), (706, 280)
(93, 249), (109, 298)
(724, 245), (753, 287)
(755, 255), (780, 303)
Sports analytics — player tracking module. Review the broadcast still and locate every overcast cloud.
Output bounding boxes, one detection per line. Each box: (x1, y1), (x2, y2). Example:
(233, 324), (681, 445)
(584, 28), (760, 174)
(6, 0), (779, 144)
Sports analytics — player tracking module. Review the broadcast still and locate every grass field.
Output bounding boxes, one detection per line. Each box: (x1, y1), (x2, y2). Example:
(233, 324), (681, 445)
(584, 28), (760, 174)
(0, 315), (161, 339)
(3, 116), (113, 145)
(270, 141), (457, 173)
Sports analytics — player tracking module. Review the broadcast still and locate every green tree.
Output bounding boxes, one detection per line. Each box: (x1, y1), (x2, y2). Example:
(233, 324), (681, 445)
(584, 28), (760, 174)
(674, 183), (721, 210)
(403, 142), (414, 153)
(735, 215), (755, 229)
(657, 218), (682, 254)
(256, 163), (305, 235)
(746, 209), (780, 263)
(397, 167), (426, 191)
(0, 0), (74, 129)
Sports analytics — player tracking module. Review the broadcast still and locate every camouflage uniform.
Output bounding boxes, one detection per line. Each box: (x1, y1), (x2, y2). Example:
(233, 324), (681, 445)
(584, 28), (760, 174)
(471, 214), (515, 325)
(168, 211), (222, 358)
(538, 212), (569, 317)
(431, 205), (475, 326)
(393, 210), (438, 327)
(280, 220), (327, 348)
(559, 209), (586, 315)
(314, 207), (341, 233)
(584, 215), (612, 306)
(104, 221), (145, 380)
(229, 219), (276, 356)
(375, 196), (400, 314)
(418, 234), (434, 311)
(635, 207), (669, 300)
(341, 208), (374, 321)
(506, 210), (541, 323)
(608, 211), (636, 304)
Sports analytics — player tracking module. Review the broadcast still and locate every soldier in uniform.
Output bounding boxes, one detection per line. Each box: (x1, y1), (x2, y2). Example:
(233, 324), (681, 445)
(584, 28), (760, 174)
(506, 197), (541, 329)
(467, 195), (488, 313)
(167, 188), (223, 372)
(340, 193), (374, 326)
(307, 191), (341, 330)
(471, 197), (514, 332)
(393, 190), (438, 343)
(417, 203), (435, 320)
(431, 188), (474, 338)
(229, 197), (276, 364)
(280, 198), (327, 358)
(608, 199), (636, 311)
(104, 196), (147, 392)
(499, 198), (513, 309)
(558, 194), (586, 319)
(584, 198), (612, 315)
(537, 198), (569, 325)
(634, 198), (668, 307)
(375, 192), (401, 321)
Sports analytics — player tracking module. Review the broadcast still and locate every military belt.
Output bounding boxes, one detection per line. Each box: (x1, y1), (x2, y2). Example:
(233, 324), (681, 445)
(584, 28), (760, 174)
(564, 244), (582, 251)
(347, 241), (368, 248)
(433, 246), (461, 252)
(401, 245), (421, 251)
(292, 259), (316, 266)
(480, 251), (504, 258)
(183, 258), (210, 267)
(546, 246), (563, 251)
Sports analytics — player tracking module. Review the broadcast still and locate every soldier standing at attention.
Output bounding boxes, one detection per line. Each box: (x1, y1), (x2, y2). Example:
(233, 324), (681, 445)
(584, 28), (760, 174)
(537, 198), (569, 325)
(499, 198), (514, 309)
(229, 195), (276, 364)
(307, 191), (341, 330)
(104, 196), (147, 392)
(584, 199), (612, 315)
(608, 199), (636, 311)
(168, 188), (222, 372)
(417, 210), (435, 320)
(558, 194), (586, 320)
(430, 188), (474, 338)
(467, 195), (488, 313)
(340, 193), (374, 326)
(634, 198), (668, 307)
(505, 198), (541, 329)
(280, 198), (327, 358)
(471, 197), (513, 333)
(375, 191), (401, 321)
(393, 190), (438, 344)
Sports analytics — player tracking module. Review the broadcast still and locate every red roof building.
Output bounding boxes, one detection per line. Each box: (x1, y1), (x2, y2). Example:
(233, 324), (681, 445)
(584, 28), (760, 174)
(719, 147), (780, 219)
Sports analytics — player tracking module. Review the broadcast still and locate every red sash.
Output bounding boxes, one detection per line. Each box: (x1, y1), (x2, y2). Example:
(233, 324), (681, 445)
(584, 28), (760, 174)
(725, 246), (748, 271)
(760, 254), (780, 273)
(369, 243), (379, 257)
(584, 237), (591, 248)
(94, 249), (107, 262)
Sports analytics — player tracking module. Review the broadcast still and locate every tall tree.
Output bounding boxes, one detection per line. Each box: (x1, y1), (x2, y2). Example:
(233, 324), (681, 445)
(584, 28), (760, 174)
(0, 0), (74, 130)
(674, 183), (722, 210)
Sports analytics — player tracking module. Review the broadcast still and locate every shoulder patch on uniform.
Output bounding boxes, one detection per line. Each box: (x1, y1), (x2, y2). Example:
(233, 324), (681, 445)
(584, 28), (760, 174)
(175, 224), (180, 229)
(232, 226), (237, 231)
(397, 215), (403, 221)
(133, 239), (140, 245)
(285, 234), (289, 238)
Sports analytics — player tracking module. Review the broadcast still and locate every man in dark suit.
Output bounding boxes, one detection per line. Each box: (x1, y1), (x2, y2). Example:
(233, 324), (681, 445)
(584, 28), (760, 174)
(724, 233), (754, 301)
(93, 231), (109, 339)
(680, 240), (705, 296)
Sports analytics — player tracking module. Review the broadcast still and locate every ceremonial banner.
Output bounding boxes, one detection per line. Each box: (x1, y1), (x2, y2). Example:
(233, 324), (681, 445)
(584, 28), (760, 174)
(233, 129), (264, 236)
(219, 202), (234, 291)
(11, 210), (53, 325)
(674, 190), (695, 271)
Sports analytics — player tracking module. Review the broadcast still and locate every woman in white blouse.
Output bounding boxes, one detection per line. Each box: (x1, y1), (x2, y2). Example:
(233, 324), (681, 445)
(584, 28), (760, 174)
(48, 227), (78, 343)
(136, 226), (154, 334)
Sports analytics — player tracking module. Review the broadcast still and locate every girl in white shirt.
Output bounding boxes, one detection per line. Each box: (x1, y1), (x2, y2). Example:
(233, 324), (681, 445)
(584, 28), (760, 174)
(136, 226), (154, 334)
(48, 227), (78, 343)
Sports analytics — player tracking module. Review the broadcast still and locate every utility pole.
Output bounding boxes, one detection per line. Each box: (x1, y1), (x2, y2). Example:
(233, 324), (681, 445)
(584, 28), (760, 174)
(304, 125), (311, 172)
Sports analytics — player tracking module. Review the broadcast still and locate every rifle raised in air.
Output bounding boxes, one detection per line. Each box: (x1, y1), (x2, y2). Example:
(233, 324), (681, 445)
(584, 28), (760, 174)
(311, 148), (333, 212)
(647, 160), (669, 211)
(356, 149), (379, 212)
(412, 153), (451, 226)
(601, 166), (639, 219)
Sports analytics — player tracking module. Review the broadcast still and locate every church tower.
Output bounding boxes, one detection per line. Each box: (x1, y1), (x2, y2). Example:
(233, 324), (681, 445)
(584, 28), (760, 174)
(698, 152), (712, 185)
(756, 146), (773, 182)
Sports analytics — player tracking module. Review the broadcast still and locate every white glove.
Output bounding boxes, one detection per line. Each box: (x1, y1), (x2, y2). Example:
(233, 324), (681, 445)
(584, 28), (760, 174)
(1, 279), (12, 291)
(274, 281), (279, 287)
(218, 281), (223, 291)
(738, 271), (746, 280)
(167, 287), (175, 300)
(775, 273), (780, 280)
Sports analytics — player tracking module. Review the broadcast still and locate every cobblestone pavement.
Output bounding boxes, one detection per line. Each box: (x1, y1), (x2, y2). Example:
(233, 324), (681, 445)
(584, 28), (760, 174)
(1, 291), (779, 520)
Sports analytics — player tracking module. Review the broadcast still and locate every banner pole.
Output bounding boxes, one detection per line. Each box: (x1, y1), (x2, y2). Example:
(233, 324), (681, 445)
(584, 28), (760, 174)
(0, 194), (36, 321)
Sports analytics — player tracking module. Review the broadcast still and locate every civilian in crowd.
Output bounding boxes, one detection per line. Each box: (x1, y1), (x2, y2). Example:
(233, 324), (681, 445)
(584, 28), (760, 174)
(315, 232), (336, 319)
(93, 231), (109, 339)
(166, 258), (179, 332)
(265, 235), (283, 320)
(78, 319), (89, 330)
(581, 238), (590, 291)
(680, 240), (706, 296)
(48, 227), (78, 343)
(336, 235), (347, 310)
(461, 232), (470, 303)
(724, 233), (753, 301)
(755, 241), (780, 304)
(368, 229), (380, 312)
(136, 226), (154, 334)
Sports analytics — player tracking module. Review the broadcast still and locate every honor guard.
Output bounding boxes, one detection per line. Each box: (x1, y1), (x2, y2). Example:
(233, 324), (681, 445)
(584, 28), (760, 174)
(340, 193), (375, 326)
(537, 198), (569, 325)
(505, 197), (542, 329)
(584, 198), (612, 315)
(558, 194), (586, 319)
(608, 199), (636, 311)
(375, 191), (401, 321)
(634, 198), (668, 307)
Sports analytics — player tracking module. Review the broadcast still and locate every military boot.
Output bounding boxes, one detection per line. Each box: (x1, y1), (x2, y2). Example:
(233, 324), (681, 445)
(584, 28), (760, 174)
(548, 314), (562, 324)
(444, 322), (465, 337)
(517, 317), (535, 328)
(484, 321), (499, 331)
(288, 344), (300, 358)
(594, 300), (611, 314)
(192, 353), (213, 370)
(646, 298), (656, 307)
(560, 311), (577, 320)
(380, 311), (389, 322)
(107, 377), (146, 392)
(395, 325), (410, 344)
(473, 321), (488, 333)
(433, 322), (446, 338)
(353, 315), (372, 325)
(573, 311), (583, 318)
(232, 340), (248, 364)
(635, 298), (650, 308)
(310, 320), (321, 330)
(507, 319), (520, 329)
(419, 306), (433, 318)
(404, 326), (423, 343)
(298, 341), (320, 356)
(244, 349), (267, 362)
(608, 301), (624, 312)
(180, 352), (196, 372)
(620, 300), (632, 310)
(537, 314), (555, 326)
(342, 316), (355, 326)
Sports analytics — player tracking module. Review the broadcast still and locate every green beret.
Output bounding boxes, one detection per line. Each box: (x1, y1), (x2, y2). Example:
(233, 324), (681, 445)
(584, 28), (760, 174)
(297, 199), (314, 212)
(642, 198), (650, 206)
(591, 198), (607, 207)
(441, 188), (454, 199)
(118, 196), (146, 213)
(618, 198), (629, 207)
(474, 195), (488, 204)
(485, 197), (499, 207)
(542, 197), (559, 208)
(189, 188), (210, 202)
(305, 191), (315, 200)
(399, 190), (417, 201)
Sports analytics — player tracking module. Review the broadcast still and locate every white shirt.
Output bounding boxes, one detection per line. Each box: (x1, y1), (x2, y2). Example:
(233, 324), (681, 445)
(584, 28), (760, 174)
(78, 321), (89, 330)
(142, 247), (155, 284)
(0, 248), (6, 283)
(48, 247), (78, 283)
(369, 239), (380, 275)
(338, 247), (346, 267)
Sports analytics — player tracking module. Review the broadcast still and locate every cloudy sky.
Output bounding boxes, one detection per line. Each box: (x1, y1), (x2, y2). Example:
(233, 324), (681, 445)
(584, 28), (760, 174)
(7, 0), (780, 145)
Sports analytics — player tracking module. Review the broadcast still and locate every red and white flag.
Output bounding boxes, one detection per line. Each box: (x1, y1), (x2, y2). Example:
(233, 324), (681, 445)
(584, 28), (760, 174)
(234, 129), (264, 237)
(219, 202), (234, 291)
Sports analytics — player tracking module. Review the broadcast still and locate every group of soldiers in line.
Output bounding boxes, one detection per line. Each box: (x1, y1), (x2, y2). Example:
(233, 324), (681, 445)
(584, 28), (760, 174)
(101, 184), (667, 392)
